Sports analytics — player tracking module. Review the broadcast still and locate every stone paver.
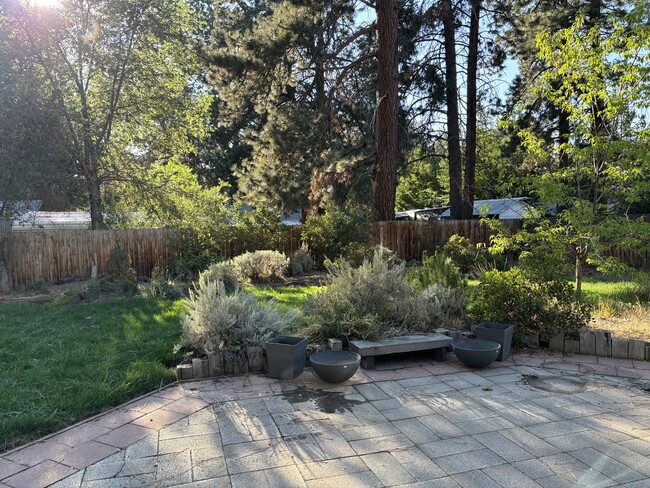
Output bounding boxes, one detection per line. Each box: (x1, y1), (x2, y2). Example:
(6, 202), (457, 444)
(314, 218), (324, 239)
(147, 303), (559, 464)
(1, 351), (649, 487)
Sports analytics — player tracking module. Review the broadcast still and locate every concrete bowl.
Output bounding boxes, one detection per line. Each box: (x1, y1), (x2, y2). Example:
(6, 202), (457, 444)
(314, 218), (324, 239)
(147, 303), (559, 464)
(452, 339), (501, 368)
(310, 351), (361, 383)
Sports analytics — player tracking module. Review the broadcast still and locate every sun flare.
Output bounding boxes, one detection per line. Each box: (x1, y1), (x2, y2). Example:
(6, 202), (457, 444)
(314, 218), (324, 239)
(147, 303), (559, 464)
(26, 0), (62, 8)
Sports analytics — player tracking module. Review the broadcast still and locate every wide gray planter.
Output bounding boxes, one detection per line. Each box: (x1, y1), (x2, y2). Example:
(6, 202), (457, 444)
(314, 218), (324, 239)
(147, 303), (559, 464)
(265, 336), (308, 380)
(452, 339), (501, 368)
(310, 351), (361, 383)
(475, 322), (513, 361)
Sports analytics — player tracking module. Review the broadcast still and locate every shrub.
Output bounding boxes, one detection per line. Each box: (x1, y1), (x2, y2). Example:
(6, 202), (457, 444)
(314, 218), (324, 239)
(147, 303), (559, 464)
(168, 243), (222, 282)
(230, 207), (288, 253)
(179, 278), (295, 355)
(471, 268), (591, 342)
(104, 246), (136, 282)
(442, 234), (506, 277)
(232, 250), (288, 283)
(301, 203), (371, 263)
(303, 249), (466, 343)
(200, 261), (239, 294)
(409, 250), (466, 291)
(141, 265), (182, 300)
(442, 235), (476, 273)
(404, 284), (466, 332)
(289, 244), (315, 276)
(633, 271), (650, 302)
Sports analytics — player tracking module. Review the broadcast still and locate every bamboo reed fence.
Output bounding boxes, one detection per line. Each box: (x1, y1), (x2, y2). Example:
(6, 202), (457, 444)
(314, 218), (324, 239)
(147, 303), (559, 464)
(1, 219), (647, 290)
(0, 229), (183, 290)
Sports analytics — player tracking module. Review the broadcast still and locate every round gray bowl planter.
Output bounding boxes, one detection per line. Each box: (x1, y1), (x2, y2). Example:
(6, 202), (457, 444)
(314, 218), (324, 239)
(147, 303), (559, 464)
(310, 351), (361, 383)
(452, 339), (501, 368)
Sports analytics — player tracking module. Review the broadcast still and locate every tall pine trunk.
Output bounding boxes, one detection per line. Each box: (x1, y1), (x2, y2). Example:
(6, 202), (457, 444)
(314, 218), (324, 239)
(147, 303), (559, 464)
(441, 0), (463, 219)
(463, 0), (481, 220)
(373, 0), (399, 221)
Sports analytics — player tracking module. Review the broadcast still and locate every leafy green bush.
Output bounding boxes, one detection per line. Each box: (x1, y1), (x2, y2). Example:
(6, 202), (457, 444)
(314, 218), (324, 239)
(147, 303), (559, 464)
(471, 267), (591, 342)
(303, 249), (466, 343)
(301, 203), (371, 263)
(169, 240), (222, 282)
(289, 244), (315, 276)
(232, 250), (288, 283)
(409, 250), (466, 291)
(442, 235), (476, 274)
(442, 234), (506, 276)
(200, 261), (239, 293)
(231, 207), (289, 253)
(180, 278), (295, 355)
(104, 246), (136, 282)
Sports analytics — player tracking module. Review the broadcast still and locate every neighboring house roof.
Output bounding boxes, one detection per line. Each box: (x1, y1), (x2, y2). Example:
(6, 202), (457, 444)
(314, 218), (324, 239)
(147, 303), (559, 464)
(440, 197), (535, 220)
(12, 211), (91, 231)
(395, 207), (448, 221)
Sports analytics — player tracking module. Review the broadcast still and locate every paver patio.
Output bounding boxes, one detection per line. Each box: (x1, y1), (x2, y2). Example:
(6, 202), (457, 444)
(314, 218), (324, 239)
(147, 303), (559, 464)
(2, 350), (650, 488)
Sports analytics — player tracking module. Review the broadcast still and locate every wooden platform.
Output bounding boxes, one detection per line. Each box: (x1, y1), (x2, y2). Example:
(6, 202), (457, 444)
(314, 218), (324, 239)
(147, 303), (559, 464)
(349, 333), (453, 369)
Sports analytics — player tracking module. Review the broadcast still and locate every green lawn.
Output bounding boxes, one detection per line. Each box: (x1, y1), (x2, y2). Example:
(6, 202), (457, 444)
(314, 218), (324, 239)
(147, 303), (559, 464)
(580, 278), (639, 304)
(1, 277), (643, 452)
(247, 285), (323, 312)
(0, 298), (184, 452)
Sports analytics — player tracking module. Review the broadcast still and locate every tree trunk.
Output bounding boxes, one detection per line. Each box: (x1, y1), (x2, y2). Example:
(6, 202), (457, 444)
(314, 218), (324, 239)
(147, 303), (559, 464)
(0, 236), (9, 292)
(373, 0), (399, 221)
(463, 0), (481, 220)
(575, 253), (584, 299)
(441, 0), (463, 220)
(557, 108), (570, 168)
(88, 176), (105, 230)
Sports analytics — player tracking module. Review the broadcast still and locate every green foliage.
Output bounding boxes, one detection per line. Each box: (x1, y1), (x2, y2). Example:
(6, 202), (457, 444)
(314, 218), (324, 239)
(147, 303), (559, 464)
(168, 244), (223, 283)
(232, 251), (289, 283)
(104, 247), (136, 283)
(4, 0), (212, 228)
(301, 203), (372, 263)
(111, 164), (233, 251)
(208, 0), (376, 212)
(140, 266), (182, 300)
(303, 249), (466, 343)
(505, 4), (650, 292)
(633, 272), (650, 302)
(409, 250), (466, 291)
(442, 236), (476, 274)
(289, 244), (315, 276)
(471, 268), (591, 341)
(200, 262), (239, 294)
(180, 279), (295, 354)
(230, 207), (289, 253)
(441, 235), (506, 277)
(396, 150), (449, 211)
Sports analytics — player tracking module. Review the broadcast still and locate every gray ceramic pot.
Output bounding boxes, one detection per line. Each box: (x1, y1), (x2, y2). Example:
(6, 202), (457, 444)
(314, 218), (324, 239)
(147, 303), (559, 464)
(310, 351), (361, 383)
(452, 339), (501, 368)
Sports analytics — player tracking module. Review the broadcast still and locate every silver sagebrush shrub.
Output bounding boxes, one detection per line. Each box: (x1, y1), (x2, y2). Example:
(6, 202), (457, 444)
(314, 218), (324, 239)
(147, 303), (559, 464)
(289, 244), (314, 276)
(303, 249), (465, 342)
(200, 261), (239, 294)
(232, 250), (289, 283)
(180, 278), (295, 355)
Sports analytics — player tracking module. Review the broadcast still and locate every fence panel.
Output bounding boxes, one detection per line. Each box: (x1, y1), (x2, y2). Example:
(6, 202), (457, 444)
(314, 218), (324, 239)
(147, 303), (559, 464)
(372, 220), (521, 260)
(2, 219), (646, 290)
(1, 229), (182, 290)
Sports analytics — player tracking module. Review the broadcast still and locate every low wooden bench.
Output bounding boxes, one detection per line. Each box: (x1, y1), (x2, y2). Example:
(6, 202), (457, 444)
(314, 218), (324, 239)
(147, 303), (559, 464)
(349, 333), (453, 370)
